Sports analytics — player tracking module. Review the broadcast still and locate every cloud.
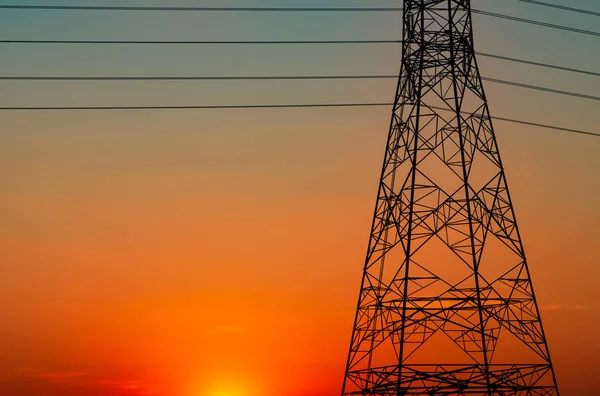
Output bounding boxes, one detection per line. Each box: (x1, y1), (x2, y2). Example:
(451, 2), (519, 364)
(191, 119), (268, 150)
(38, 371), (88, 382)
(94, 380), (159, 396)
(0, 368), (86, 384)
(570, 304), (599, 311)
(539, 304), (563, 312)
(0, 368), (158, 396)
(540, 304), (598, 312)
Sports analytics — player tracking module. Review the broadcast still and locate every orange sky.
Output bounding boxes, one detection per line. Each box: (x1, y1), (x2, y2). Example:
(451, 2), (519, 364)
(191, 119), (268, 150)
(1, 1), (600, 395)
(1, 107), (599, 395)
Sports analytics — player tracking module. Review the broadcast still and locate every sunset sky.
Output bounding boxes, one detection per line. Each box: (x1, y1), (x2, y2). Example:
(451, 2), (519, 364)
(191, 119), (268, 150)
(1, 0), (599, 395)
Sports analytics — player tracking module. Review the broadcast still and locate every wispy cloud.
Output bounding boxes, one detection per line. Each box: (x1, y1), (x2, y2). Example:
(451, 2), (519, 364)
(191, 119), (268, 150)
(38, 371), (88, 382)
(540, 304), (599, 312)
(0, 368), (158, 396)
(0, 368), (86, 384)
(539, 304), (563, 312)
(94, 379), (159, 396)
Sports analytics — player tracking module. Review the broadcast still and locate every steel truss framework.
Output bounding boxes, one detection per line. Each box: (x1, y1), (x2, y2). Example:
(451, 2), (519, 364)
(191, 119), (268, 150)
(342, 1), (559, 395)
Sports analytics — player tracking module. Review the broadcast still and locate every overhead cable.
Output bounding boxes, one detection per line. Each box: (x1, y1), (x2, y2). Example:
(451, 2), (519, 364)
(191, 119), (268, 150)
(517, 0), (600, 17)
(0, 4), (599, 37)
(2, 40), (597, 77)
(481, 77), (600, 101)
(0, 102), (595, 137)
(471, 8), (600, 37)
(3, 75), (598, 101)
(476, 52), (600, 77)
(0, 5), (404, 11)
(0, 39), (401, 45)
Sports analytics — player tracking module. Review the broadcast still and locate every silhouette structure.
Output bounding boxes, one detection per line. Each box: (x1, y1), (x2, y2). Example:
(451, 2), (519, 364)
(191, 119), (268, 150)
(342, 1), (559, 394)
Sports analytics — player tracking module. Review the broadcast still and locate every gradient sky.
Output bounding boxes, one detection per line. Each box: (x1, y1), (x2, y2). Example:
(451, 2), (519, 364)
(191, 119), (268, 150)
(1, 1), (599, 395)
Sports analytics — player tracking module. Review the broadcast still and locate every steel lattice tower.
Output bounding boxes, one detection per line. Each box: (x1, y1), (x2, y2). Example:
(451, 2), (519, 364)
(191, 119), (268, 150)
(341, 1), (559, 395)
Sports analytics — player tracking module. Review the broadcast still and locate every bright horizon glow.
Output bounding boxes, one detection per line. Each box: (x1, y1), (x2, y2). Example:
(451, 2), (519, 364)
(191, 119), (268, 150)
(204, 386), (247, 396)
(207, 391), (244, 396)
(195, 377), (252, 396)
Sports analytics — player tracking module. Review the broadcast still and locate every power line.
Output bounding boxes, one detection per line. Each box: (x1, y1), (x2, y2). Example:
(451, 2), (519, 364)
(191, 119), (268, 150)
(492, 116), (599, 138)
(518, 0), (600, 17)
(0, 5), (404, 12)
(0, 75), (395, 81)
(2, 40), (597, 77)
(477, 52), (600, 77)
(0, 39), (401, 45)
(3, 74), (598, 102)
(0, 103), (388, 110)
(427, 105), (599, 138)
(2, 37), (597, 76)
(0, 4), (599, 37)
(471, 8), (600, 37)
(0, 102), (595, 137)
(481, 77), (600, 102)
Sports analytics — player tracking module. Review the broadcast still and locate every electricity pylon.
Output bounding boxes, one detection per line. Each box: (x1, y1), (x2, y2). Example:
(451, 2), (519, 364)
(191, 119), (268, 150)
(341, 1), (559, 394)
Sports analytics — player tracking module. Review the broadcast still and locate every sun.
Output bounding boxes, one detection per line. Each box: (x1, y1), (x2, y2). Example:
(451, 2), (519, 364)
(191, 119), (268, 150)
(198, 381), (249, 396)
(209, 391), (243, 396)
(190, 372), (261, 396)
(205, 386), (247, 396)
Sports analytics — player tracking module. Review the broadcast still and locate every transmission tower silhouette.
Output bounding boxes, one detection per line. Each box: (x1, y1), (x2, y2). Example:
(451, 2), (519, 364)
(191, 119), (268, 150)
(342, 1), (560, 395)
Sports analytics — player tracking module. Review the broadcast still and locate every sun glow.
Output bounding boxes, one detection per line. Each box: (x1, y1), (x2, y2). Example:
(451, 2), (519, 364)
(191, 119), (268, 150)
(195, 379), (251, 396)
(208, 390), (244, 396)
(204, 385), (247, 396)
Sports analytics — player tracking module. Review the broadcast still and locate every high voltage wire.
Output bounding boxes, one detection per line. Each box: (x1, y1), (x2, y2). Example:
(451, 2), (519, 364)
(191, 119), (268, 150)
(3, 75), (598, 101)
(0, 39), (401, 45)
(0, 75), (395, 81)
(490, 116), (598, 138)
(0, 4), (596, 139)
(0, 4), (599, 37)
(1, 40), (597, 77)
(0, 103), (389, 110)
(471, 9), (600, 37)
(0, 102), (596, 137)
(518, 0), (600, 17)
(480, 77), (600, 102)
(0, 5), (404, 11)
(477, 52), (600, 77)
